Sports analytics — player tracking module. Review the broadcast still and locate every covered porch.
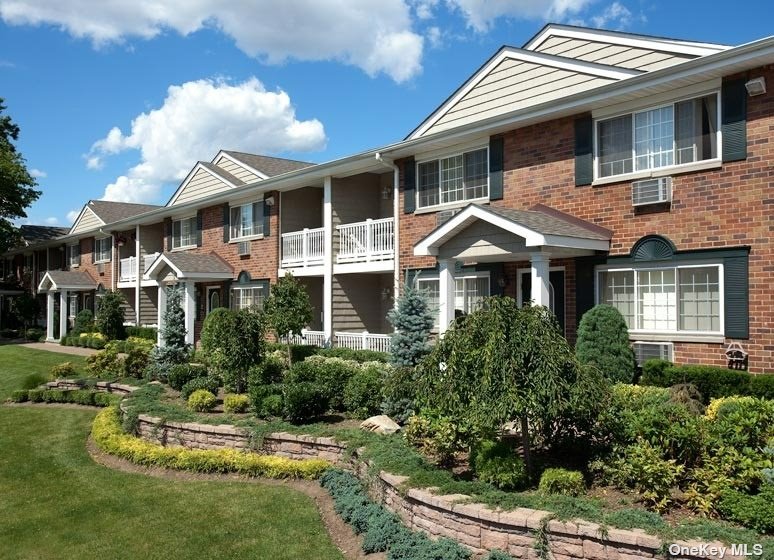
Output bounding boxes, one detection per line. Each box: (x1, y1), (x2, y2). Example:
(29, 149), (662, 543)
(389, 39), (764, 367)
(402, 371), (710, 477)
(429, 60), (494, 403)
(144, 252), (233, 345)
(413, 204), (611, 335)
(37, 270), (98, 342)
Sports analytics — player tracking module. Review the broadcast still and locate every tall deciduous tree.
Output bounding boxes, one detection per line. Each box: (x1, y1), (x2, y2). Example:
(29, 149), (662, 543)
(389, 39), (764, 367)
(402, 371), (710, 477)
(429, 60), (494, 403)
(0, 99), (41, 253)
(263, 273), (312, 365)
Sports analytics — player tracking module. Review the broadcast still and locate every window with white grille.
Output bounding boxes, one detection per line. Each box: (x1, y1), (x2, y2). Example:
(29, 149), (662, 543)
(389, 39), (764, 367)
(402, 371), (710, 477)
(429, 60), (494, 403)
(417, 147), (488, 209)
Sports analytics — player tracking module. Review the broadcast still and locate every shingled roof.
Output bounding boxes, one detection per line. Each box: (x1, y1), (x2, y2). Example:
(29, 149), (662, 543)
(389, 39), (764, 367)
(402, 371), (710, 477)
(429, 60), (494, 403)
(222, 150), (314, 177)
(20, 225), (69, 244)
(86, 200), (162, 223)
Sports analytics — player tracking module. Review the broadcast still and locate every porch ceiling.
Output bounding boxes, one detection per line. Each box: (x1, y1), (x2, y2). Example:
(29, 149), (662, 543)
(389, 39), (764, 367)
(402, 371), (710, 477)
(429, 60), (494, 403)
(38, 270), (97, 293)
(413, 203), (611, 262)
(144, 251), (233, 282)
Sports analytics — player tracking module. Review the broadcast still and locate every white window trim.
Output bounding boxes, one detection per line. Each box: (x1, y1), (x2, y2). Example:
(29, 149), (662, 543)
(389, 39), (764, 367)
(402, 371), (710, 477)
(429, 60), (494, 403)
(592, 90), (722, 184)
(595, 261), (725, 340)
(416, 271), (491, 328)
(228, 201), (265, 243)
(68, 294), (78, 319)
(68, 243), (80, 268)
(415, 145), (489, 211)
(231, 284), (268, 312)
(516, 266), (566, 312)
(171, 215), (198, 251)
(94, 236), (112, 264)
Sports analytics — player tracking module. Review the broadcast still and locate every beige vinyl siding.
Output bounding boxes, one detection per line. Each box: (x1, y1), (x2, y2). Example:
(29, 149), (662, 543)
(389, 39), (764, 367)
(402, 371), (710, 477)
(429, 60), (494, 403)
(425, 59), (614, 135)
(437, 220), (528, 261)
(139, 222), (164, 257)
(139, 287), (158, 326)
(70, 207), (103, 235)
(173, 167), (232, 206)
(533, 36), (696, 71)
(119, 288), (136, 324)
(331, 174), (392, 256)
(332, 273), (392, 333)
(280, 187), (323, 233)
(299, 277), (323, 331)
(214, 155), (261, 183)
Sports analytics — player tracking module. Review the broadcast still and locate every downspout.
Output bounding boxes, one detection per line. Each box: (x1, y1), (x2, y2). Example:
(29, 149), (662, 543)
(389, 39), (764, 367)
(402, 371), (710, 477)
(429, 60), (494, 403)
(375, 153), (400, 309)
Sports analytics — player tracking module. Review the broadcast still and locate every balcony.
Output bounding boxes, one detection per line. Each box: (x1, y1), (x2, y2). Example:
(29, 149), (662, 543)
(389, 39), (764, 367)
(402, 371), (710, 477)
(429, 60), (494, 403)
(283, 329), (392, 353)
(281, 227), (325, 268)
(119, 253), (160, 282)
(337, 218), (394, 264)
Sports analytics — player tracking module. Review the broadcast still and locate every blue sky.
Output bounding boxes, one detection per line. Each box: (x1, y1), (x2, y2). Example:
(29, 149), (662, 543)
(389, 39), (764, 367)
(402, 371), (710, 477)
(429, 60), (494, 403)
(1, 0), (772, 227)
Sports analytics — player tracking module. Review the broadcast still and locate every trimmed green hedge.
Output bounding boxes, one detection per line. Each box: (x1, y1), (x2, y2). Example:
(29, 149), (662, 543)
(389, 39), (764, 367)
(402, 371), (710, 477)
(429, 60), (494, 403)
(10, 388), (119, 407)
(125, 326), (158, 341)
(640, 361), (774, 402)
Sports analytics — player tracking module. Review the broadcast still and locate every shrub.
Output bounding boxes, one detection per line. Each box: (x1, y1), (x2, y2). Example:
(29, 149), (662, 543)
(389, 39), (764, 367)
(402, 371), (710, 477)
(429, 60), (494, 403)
(25, 327), (44, 341)
(125, 325), (157, 341)
(317, 347), (389, 363)
(380, 366), (416, 424)
(180, 376), (220, 401)
(404, 413), (470, 466)
(283, 381), (327, 423)
(0, 328), (18, 338)
(538, 468), (585, 497)
(201, 307), (265, 393)
(27, 389), (44, 402)
(168, 363), (209, 391)
(669, 383), (705, 415)
(187, 389), (217, 412)
(286, 356), (358, 411)
(50, 361), (76, 378)
(95, 290), (126, 340)
(484, 551), (514, 560)
(264, 342), (319, 363)
(641, 358), (673, 384)
(86, 347), (124, 378)
(261, 394), (284, 417)
(10, 390), (28, 402)
(749, 374), (774, 400)
(263, 273), (313, 365)
(224, 394), (250, 414)
(640, 363), (774, 402)
(388, 283), (434, 368)
(21, 372), (48, 390)
(123, 346), (151, 379)
(59, 336), (69, 346)
(249, 383), (284, 417)
(125, 336), (154, 352)
(471, 439), (528, 491)
(344, 366), (383, 419)
(88, 336), (107, 349)
(717, 485), (774, 535)
(247, 356), (285, 387)
(576, 304), (636, 383)
(72, 309), (94, 335)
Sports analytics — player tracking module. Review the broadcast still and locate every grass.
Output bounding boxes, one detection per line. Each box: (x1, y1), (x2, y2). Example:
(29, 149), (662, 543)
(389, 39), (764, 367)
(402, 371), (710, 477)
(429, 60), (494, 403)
(0, 346), (343, 560)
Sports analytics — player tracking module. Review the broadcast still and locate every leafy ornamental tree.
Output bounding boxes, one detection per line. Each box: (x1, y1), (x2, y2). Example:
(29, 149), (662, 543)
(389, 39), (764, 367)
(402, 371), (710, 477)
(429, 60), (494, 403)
(11, 292), (40, 331)
(200, 307), (264, 393)
(576, 304), (636, 383)
(416, 297), (608, 478)
(263, 273), (312, 365)
(387, 283), (435, 367)
(95, 290), (126, 340)
(0, 99), (41, 253)
(149, 286), (190, 374)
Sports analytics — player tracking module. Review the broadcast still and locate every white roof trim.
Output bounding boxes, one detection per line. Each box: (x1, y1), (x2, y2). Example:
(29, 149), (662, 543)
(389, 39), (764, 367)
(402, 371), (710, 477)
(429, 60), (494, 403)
(524, 25), (730, 57)
(413, 205), (609, 256)
(167, 162), (241, 207)
(408, 47), (639, 140)
(143, 253), (233, 281)
(214, 151), (270, 181)
(68, 205), (105, 235)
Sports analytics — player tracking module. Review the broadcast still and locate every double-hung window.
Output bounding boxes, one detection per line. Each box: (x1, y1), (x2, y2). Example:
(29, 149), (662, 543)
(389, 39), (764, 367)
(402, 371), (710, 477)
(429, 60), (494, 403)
(596, 93), (718, 179)
(231, 283), (268, 312)
(94, 237), (111, 263)
(417, 147), (488, 209)
(416, 273), (489, 328)
(68, 294), (78, 319)
(68, 243), (80, 267)
(230, 201), (263, 240)
(172, 217), (197, 249)
(598, 264), (721, 335)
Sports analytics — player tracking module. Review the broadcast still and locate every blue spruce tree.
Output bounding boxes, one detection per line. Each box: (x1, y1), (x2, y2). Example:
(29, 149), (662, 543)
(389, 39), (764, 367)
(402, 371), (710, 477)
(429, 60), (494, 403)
(387, 283), (435, 367)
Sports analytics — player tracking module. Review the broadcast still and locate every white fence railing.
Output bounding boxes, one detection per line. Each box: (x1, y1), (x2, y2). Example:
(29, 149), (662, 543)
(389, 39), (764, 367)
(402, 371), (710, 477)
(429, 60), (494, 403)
(282, 329), (327, 347)
(281, 227), (325, 268)
(120, 252), (160, 281)
(337, 218), (394, 264)
(335, 331), (392, 353)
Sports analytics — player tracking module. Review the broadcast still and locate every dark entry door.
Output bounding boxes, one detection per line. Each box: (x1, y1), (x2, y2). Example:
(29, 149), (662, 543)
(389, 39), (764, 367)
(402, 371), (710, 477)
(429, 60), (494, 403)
(520, 270), (565, 335)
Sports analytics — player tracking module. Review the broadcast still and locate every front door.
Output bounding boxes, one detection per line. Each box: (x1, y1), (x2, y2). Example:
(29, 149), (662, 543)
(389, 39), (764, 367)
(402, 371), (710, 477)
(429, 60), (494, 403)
(206, 287), (221, 315)
(520, 269), (566, 335)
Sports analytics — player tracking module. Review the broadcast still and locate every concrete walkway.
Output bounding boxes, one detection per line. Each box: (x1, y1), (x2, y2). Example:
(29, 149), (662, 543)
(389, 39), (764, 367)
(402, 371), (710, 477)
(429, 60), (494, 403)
(19, 342), (99, 356)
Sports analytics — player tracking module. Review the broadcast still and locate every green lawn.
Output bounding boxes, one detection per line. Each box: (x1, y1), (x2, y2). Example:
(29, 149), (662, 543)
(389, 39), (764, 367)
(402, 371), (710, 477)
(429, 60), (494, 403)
(0, 345), (343, 560)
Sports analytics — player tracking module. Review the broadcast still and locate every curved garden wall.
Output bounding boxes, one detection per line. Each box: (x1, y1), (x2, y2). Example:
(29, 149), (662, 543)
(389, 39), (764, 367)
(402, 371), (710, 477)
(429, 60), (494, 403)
(46, 379), (137, 395)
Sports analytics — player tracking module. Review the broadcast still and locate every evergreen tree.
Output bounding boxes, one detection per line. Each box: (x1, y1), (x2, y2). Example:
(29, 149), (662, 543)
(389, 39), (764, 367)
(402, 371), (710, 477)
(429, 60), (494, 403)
(150, 286), (190, 374)
(95, 290), (126, 340)
(263, 273), (312, 365)
(387, 283), (435, 367)
(576, 304), (636, 383)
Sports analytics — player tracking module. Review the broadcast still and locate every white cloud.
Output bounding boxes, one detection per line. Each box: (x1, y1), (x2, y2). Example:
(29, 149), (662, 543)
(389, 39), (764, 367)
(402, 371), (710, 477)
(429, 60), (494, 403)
(427, 26), (443, 49)
(446, 0), (592, 32)
(0, 0), (424, 83)
(591, 2), (640, 30)
(43, 216), (59, 225)
(29, 168), (47, 178)
(88, 77), (326, 204)
(413, 0), (439, 19)
(66, 209), (80, 224)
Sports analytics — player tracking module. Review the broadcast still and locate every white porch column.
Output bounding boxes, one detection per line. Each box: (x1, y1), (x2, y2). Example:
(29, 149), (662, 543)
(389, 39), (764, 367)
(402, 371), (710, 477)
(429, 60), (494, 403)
(135, 225), (141, 326)
(183, 281), (196, 346)
(157, 285), (167, 346)
(46, 292), (56, 341)
(438, 259), (456, 335)
(59, 289), (68, 338)
(323, 176), (333, 346)
(529, 253), (551, 308)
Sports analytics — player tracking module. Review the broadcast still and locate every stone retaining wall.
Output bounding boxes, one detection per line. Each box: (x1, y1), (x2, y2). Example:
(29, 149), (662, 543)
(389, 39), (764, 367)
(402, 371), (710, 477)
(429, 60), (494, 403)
(46, 379), (137, 395)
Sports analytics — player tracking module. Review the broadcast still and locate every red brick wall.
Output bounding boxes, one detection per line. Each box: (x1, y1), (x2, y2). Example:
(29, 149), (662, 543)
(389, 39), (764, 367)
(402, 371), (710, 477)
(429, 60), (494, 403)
(398, 65), (774, 372)
(75, 236), (113, 289)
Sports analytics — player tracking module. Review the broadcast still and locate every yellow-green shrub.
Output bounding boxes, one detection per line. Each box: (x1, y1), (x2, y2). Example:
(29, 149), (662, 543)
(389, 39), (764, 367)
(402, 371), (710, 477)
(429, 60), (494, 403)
(187, 389), (216, 412)
(92, 407), (330, 479)
(223, 394), (249, 414)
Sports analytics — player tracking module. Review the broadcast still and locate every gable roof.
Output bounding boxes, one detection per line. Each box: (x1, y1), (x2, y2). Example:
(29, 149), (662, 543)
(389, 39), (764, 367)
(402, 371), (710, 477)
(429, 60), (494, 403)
(144, 251), (233, 280)
(37, 270), (97, 292)
(200, 161), (245, 186)
(20, 225), (69, 245)
(87, 200), (162, 223)
(222, 151), (314, 177)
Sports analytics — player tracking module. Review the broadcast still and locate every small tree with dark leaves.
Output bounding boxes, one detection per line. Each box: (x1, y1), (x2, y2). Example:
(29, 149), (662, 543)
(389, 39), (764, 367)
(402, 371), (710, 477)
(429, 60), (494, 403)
(263, 274), (312, 365)
(387, 283), (434, 368)
(95, 290), (125, 340)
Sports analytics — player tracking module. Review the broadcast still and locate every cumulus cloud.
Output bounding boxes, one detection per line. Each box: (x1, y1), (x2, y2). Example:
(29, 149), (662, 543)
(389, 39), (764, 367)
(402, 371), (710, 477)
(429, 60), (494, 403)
(412, 0), (439, 19)
(43, 216), (59, 225)
(87, 77), (326, 204)
(29, 168), (47, 178)
(0, 0), (424, 82)
(591, 2), (642, 30)
(447, 0), (592, 32)
(66, 209), (80, 224)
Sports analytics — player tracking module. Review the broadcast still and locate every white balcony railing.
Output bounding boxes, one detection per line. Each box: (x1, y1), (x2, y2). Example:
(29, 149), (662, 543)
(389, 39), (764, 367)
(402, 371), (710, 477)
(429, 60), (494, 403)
(337, 218), (394, 264)
(281, 227), (325, 268)
(335, 331), (392, 353)
(282, 329), (327, 347)
(119, 252), (160, 281)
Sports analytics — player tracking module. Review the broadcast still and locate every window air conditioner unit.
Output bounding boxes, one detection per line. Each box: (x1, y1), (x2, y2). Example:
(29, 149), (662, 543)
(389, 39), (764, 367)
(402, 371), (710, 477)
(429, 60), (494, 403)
(237, 241), (251, 256)
(96, 263), (105, 274)
(632, 177), (672, 207)
(632, 341), (674, 367)
(437, 208), (462, 227)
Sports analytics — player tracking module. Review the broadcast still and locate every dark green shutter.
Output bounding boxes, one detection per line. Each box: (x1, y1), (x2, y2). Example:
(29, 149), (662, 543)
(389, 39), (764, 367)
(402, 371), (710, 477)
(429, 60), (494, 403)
(724, 255), (749, 339)
(263, 196), (271, 237)
(574, 256), (600, 327)
(196, 211), (203, 247)
(222, 204), (230, 242)
(722, 78), (747, 162)
(489, 136), (504, 200)
(574, 115), (593, 186)
(222, 280), (231, 309)
(75, 243), (81, 266)
(164, 219), (172, 251)
(403, 158), (416, 214)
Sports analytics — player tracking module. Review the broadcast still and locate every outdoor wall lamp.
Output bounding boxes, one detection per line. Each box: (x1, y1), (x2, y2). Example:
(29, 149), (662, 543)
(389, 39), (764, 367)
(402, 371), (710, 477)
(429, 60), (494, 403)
(745, 77), (766, 96)
(264, 195), (275, 206)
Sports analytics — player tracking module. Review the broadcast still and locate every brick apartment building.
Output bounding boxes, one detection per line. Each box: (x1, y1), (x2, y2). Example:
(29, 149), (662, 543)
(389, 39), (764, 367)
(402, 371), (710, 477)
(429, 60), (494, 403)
(3, 25), (773, 371)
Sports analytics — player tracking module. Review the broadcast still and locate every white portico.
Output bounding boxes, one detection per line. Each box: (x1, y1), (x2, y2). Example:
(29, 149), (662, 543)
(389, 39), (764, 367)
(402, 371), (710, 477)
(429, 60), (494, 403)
(37, 270), (98, 341)
(413, 203), (611, 333)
